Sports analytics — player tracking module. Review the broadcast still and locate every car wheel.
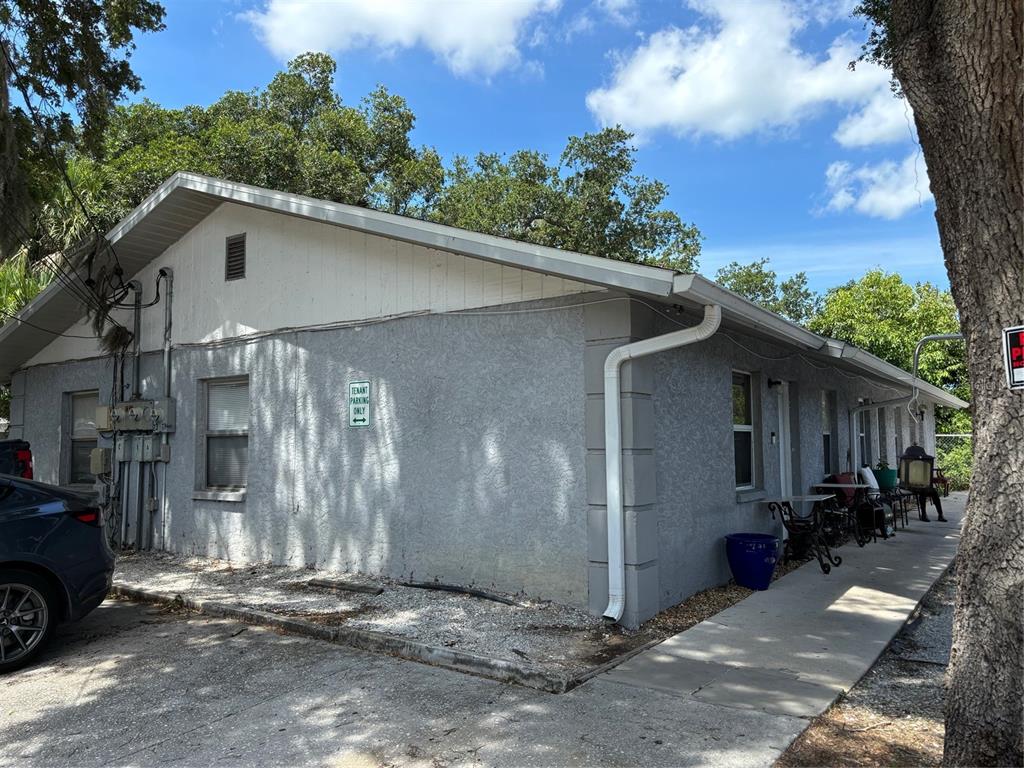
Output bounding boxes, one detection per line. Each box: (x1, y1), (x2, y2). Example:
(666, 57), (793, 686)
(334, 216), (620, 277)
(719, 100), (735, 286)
(0, 570), (55, 673)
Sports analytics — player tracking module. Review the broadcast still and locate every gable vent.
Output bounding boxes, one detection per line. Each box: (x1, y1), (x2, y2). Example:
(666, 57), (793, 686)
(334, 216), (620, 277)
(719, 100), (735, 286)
(225, 234), (246, 281)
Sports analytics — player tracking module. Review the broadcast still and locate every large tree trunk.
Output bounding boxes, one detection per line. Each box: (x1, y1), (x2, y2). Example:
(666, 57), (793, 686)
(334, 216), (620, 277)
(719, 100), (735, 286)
(888, 1), (1023, 764)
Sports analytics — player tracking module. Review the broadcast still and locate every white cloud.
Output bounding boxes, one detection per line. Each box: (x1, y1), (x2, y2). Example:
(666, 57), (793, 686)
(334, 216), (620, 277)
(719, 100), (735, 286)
(824, 152), (932, 219)
(596, 0), (636, 25)
(585, 0), (895, 141)
(834, 88), (913, 147)
(244, 0), (560, 78)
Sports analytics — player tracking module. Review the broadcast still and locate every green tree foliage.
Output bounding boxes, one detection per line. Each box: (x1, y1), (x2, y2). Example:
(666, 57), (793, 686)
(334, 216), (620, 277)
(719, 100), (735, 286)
(808, 269), (969, 430)
(0, 252), (50, 420)
(434, 127), (702, 271)
(0, 249), (48, 317)
(0, 0), (165, 255)
(95, 54), (444, 226)
(26, 54), (698, 274)
(714, 258), (818, 324)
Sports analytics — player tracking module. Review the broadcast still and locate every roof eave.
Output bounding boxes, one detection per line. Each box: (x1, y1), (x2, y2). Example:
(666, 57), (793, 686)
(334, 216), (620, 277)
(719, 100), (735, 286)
(673, 273), (825, 350)
(822, 340), (969, 409)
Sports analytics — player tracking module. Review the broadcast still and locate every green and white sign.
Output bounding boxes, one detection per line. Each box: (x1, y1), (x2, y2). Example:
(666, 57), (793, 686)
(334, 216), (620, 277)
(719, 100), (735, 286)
(348, 381), (371, 427)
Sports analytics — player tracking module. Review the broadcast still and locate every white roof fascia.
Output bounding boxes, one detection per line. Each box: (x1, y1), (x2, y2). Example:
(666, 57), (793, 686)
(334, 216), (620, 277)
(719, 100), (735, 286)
(0, 173), (970, 412)
(110, 173), (680, 298)
(673, 273), (825, 350)
(822, 339), (968, 409)
(672, 274), (967, 410)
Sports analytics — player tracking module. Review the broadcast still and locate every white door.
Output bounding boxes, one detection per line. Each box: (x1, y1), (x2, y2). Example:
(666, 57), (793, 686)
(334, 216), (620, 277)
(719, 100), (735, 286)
(777, 381), (793, 496)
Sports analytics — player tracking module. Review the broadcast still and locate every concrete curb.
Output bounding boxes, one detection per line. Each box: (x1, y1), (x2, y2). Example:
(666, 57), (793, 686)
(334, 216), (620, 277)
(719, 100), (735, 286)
(111, 583), (595, 694)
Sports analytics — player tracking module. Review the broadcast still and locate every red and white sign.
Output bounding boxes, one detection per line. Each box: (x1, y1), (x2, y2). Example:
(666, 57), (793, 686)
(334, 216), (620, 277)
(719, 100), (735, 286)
(1003, 326), (1024, 390)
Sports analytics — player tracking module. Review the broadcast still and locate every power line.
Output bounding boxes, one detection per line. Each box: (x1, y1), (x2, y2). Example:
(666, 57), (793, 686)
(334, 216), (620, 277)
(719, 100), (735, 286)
(0, 202), (111, 318)
(0, 307), (97, 338)
(0, 38), (127, 288)
(0, 202), (130, 335)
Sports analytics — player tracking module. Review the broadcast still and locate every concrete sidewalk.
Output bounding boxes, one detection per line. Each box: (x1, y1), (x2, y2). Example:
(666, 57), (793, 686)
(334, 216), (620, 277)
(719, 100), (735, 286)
(602, 493), (965, 722)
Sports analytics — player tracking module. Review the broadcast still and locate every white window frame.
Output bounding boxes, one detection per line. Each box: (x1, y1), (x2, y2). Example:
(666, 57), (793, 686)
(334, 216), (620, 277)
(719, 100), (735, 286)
(66, 390), (99, 486)
(732, 370), (757, 491)
(199, 376), (250, 496)
(857, 404), (870, 468)
(821, 391), (833, 476)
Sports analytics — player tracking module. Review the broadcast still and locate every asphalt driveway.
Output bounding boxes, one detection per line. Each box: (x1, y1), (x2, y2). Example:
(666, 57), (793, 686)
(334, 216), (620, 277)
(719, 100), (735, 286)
(0, 599), (801, 768)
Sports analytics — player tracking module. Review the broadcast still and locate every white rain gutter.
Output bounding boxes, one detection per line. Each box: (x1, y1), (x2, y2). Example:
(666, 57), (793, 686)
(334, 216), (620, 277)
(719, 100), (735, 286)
(603, 304), (722, 622)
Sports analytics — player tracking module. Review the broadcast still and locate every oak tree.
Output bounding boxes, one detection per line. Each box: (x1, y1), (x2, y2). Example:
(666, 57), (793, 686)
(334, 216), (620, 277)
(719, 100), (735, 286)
(855, 2), (1023, 764)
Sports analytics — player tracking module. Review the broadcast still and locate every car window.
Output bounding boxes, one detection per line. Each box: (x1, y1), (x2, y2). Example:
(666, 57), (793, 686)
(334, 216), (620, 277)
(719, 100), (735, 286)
(0, 485), (41, 512)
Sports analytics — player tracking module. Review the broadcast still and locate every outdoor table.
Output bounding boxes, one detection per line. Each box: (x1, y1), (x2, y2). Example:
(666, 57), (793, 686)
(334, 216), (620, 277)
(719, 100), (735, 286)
(763, 494), (841, 574)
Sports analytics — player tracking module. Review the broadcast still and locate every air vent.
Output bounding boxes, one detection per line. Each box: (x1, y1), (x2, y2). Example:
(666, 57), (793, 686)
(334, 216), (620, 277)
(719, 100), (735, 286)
(225, 234), (246, 281)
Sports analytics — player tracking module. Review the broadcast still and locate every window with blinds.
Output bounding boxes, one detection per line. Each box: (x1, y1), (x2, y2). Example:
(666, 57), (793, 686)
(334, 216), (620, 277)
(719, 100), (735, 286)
(69, 391), (99, 484)
(205, 378), (249, 489)
(225, 233), (246, 281)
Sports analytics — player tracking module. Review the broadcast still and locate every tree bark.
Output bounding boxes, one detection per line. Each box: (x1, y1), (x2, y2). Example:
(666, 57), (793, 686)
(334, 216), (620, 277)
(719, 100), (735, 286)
(888, 1), (1023, 764)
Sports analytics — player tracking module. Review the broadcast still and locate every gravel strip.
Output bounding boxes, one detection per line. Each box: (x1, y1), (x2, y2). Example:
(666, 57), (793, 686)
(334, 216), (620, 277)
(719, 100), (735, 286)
(115, 548), (819, 678)
(115, 551), (605, 674)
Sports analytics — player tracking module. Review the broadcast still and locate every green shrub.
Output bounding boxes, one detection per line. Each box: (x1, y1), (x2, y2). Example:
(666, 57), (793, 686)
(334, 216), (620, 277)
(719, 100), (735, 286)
(938, 441), (973, 491)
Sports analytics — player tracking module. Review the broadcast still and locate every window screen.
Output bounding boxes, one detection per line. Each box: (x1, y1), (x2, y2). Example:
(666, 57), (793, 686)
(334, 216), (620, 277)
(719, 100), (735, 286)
(205, 379), (249, 489)
(69, 391), (99, 484)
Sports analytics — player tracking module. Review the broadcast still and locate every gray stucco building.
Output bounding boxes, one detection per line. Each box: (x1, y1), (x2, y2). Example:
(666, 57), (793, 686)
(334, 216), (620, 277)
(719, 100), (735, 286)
(0, 173), (966, 627)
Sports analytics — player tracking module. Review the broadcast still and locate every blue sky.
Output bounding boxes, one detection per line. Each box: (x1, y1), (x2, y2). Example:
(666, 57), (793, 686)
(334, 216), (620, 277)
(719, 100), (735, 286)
(125, 0), (945, 293)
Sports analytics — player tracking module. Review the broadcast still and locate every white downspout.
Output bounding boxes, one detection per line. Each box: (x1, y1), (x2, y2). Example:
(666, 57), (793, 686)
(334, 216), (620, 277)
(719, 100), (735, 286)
(603, 304), (722, 623)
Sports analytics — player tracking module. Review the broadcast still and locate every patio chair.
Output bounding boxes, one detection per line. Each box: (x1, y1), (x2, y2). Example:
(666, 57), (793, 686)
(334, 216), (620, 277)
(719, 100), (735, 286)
(818, 472), (885, 544)
(933, 467), (950, 497)
(767, 498), (842, 574)
(858, 466), (903, 532)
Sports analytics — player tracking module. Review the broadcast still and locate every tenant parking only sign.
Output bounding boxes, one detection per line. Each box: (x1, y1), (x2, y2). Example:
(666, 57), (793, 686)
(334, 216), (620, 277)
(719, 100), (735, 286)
(348, 380), (371, 426)
(1003, 326), (1024, 390)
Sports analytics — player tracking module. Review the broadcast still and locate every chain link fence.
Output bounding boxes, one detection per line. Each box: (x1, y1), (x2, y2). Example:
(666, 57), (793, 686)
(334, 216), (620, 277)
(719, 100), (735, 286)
(936, 433), (972, 490)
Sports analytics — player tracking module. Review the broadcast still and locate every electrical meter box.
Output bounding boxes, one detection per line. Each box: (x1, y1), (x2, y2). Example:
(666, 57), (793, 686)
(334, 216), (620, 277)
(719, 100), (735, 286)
(151, 397), (176, 433)
(95, 406), (113, 431)
(110, 398), (176, 432)
(140, 435), (170, 462)
(89, 447), (112, 474)
(112, 400), (155, 431)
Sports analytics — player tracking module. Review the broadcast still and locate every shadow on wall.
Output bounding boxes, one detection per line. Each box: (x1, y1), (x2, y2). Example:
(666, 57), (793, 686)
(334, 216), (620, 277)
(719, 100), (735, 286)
(164, 308), (590, 605)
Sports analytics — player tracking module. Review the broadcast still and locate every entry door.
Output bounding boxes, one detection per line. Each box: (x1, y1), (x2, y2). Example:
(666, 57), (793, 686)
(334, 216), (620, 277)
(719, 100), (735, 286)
(777, 381), (793, 496)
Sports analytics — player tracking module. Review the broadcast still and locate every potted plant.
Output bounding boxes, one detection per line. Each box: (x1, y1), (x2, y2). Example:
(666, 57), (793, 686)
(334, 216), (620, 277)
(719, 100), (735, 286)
(875, 459), (898, 490)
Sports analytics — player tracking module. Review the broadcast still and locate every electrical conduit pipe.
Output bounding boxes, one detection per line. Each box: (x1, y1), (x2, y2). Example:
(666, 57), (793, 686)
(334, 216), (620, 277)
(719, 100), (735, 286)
(603, 304), (722, 623)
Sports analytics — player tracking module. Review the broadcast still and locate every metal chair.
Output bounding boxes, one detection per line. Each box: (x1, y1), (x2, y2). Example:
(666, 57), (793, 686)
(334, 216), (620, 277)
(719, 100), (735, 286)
(767, 498), (842, 574)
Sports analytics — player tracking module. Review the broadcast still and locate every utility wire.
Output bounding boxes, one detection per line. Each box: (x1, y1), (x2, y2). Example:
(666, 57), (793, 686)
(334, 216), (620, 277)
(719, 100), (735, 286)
(0, 39), (127, 287)
(0, 205), (131, 337)
(0, 203), (112, 318)
(0, 308), (97, 338)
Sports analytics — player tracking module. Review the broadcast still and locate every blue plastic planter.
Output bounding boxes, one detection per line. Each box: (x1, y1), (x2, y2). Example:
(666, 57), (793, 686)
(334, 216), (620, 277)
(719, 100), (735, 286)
(725, 533), (780, 590)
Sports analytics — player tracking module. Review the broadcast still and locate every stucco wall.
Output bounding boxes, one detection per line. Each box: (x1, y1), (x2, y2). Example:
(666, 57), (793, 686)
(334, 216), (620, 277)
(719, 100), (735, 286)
(650, 311), (931, 609)
(15, 297), (592, 605)
(13, 291), (946, 618)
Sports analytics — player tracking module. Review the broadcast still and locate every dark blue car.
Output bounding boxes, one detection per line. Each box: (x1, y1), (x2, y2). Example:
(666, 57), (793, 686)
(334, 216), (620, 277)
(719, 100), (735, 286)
(0, 473), (115, 672)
